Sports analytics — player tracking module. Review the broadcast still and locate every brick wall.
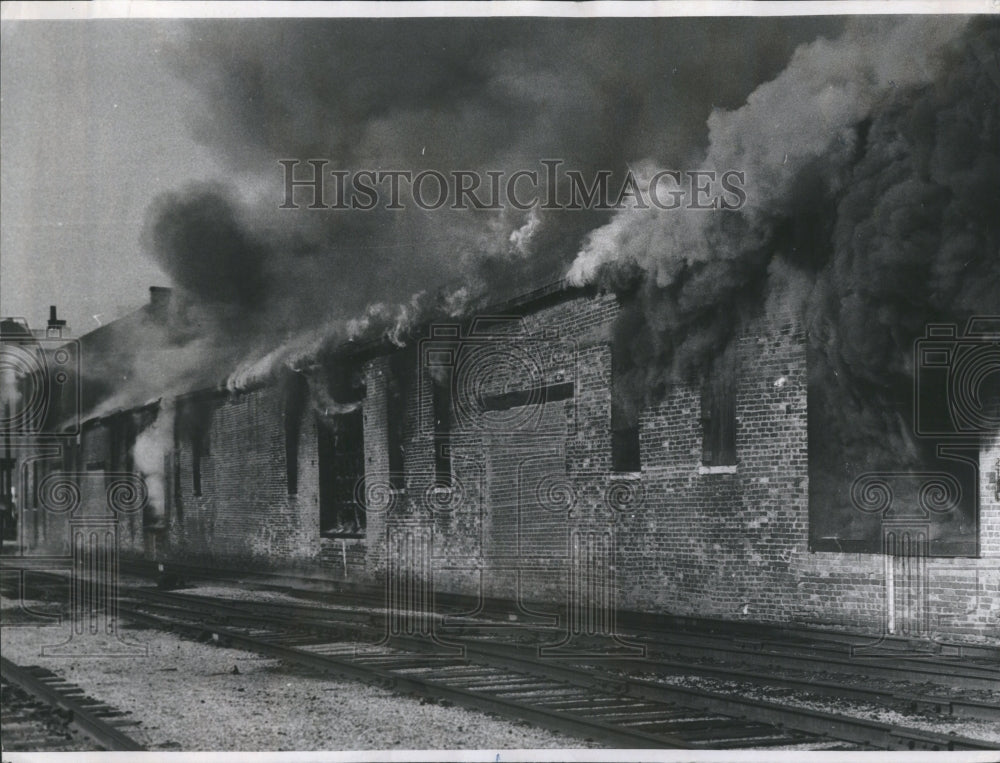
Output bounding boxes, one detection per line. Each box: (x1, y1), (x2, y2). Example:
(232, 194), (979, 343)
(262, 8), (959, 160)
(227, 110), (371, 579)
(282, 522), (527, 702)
(27, 420), (145, 557)
(358, 291), (996, 644)
(162, 385), (323, 571)
(55, 289), (997, 644)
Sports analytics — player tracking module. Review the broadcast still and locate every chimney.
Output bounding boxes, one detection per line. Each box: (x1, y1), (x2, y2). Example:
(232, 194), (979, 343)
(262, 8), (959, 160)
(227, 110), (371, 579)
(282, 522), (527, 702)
(46, 305), (67, 338)
(149, 286), (172, 319)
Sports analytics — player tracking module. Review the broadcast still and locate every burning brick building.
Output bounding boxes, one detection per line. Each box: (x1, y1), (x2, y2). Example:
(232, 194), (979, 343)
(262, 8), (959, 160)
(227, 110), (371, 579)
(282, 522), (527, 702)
(7, 16), (999, 648)
(14, 275), (998, 646)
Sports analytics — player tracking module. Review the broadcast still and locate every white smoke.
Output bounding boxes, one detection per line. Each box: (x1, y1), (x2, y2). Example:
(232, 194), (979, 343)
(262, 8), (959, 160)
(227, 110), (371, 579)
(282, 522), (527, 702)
(567, 17), (968, 287)
(508, 208), (542, 257)
(1, 365), (21, 410)
(132, 400), (175, 520)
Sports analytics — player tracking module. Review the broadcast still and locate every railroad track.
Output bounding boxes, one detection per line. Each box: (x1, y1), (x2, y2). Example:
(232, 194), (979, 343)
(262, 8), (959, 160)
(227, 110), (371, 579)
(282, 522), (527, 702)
(21, 565), (995, 696)
(3, 563), (998, 750)
(115, 558), (1000, 680)
(118, 593), (852, 750)
(117, 586), (996, 751)
(624, 628), (1000, 691)
(114, 574), (1000, 697)
(0, 657), (145, 752)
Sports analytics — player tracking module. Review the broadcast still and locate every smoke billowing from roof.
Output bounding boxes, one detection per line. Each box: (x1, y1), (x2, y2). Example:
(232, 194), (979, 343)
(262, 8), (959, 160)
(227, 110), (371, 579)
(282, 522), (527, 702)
(145, 185), (270, 318)
(569, 16), (990, 381)
(564, 16), (998, 553)
(112, 17), (997, 496)
(127, 17), (842, 394)
(567, 17), (998, 411)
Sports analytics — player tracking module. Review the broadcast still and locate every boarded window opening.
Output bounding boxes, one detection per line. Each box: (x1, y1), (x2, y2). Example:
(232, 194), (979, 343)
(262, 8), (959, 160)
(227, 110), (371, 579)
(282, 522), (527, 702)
(701, 353), (737, 466)
(480, 380), (574, 411)
(319, 409), (365, 536)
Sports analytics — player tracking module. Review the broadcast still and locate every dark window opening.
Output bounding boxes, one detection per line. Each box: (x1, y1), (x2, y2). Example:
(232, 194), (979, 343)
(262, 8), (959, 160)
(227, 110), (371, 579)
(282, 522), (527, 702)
(701, 357), (737, 466)
(119, 414), (136, 472)
(611, 347), (641, 473)
(284, 372), (308, 495)
(109, 416), (122, 471)
(807, 340), (983, 556)
(285, 446), (299, 495)
(192, 436), (202, 496)
(188, 418), (210, 498)
(319, 409), (365, 536)
(192, 425), (209, 497)
(0, 459), (15, 541)
(432, 375), (452, 486)
(172, 407), (183, 519)
(173, 445), (183, 521)
(107, 413), (137, 494)
(611, 425), (641, 473)
(387, 352), (411, 490)
(176, 395), (213, 498)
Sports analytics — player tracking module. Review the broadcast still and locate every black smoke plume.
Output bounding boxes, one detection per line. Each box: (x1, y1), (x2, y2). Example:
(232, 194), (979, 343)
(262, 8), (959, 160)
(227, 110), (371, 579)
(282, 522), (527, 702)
(570, 17), (999, 553)
(109, 17), (996, 553)
(136, 17), (840, 392)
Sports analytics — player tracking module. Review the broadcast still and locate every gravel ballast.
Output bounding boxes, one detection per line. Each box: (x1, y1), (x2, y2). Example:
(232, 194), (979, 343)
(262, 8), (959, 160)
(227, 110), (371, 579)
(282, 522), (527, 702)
(641, 673), (1000, 746)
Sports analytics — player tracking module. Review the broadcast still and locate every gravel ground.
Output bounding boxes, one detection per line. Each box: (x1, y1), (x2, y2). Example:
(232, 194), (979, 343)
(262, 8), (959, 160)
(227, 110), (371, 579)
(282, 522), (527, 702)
(1, 596), (595, 751)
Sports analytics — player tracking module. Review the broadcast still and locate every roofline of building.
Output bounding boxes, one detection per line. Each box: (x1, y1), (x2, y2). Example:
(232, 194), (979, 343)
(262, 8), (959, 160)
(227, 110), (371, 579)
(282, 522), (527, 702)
(343, 278), (598, 363)
(80, 397), (162, 431)
(79, 278), (601, 426)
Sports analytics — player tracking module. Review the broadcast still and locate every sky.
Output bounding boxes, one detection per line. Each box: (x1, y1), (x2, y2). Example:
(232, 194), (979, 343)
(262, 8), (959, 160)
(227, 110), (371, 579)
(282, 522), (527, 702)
(1, 20), (220, 333)
(0, 13), (843, 336)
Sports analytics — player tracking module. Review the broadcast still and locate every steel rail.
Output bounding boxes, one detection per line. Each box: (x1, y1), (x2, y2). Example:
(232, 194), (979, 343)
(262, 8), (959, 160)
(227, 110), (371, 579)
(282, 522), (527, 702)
(17, 561), (995, 683)
(127, 591), (1000, 720)
(635, 635), (1000, 691)
(0, 657), (146, 752)
(6, 566), (997, 749)
(118, 559), (1000, 662)
(121, 588), (996, 751)
(454, 638), (997, 752)
(115, 603), (692, 749)
(6, 569), (995, 706)
(121, 561), (1000, 686)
